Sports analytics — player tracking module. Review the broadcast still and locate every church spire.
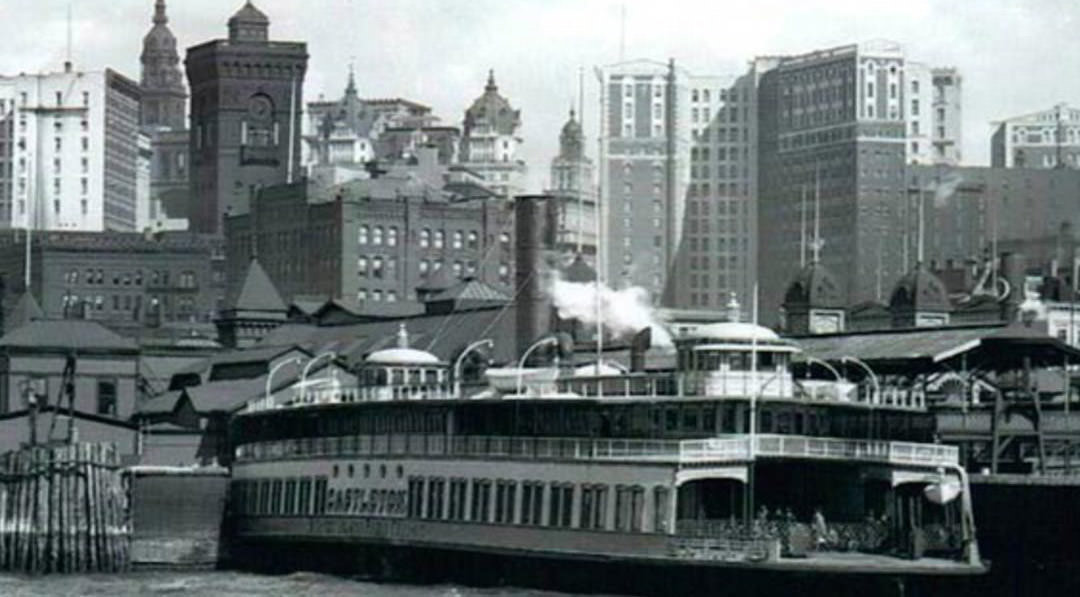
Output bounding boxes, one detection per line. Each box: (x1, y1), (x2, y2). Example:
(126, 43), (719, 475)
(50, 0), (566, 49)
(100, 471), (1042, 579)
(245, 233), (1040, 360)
(485, 69), (497, 93)
(345, 62), (357, 97)
(153, 0), (168, 25)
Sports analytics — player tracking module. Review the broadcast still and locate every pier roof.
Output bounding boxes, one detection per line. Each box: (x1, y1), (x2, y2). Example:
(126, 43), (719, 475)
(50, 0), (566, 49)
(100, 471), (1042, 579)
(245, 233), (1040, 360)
(793, 323), (1080, 373)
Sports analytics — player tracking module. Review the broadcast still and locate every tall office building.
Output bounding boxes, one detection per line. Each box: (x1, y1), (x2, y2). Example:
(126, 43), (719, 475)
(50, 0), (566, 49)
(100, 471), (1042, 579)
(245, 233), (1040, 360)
(756, 42), (960, 323)
(596, 59), (757, 310)
(991, 103), (1080, 169)
(905, 65), (962, 166)
(185, 1), (308, 233)
(460, 71), (526, 199)
(0, 67), (141, 231)
(545, 108), (597, 259)
(140, 0), (189, 232)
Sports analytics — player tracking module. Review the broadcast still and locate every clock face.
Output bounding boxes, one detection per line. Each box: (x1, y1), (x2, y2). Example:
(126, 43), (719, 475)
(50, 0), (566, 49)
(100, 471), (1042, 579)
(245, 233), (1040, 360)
(248, 95), (272, 120)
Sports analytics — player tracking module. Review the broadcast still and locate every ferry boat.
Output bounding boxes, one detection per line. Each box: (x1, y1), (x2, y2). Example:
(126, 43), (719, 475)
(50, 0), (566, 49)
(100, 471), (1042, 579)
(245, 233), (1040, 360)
(227, 322), (986, 595)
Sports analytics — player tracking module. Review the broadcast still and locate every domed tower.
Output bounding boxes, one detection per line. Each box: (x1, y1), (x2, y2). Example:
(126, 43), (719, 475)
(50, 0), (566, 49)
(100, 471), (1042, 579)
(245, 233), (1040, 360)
(461, 70), (526, 199)
(140, 0), (186, 130)
(546, 108), (597, 258)
(888, 264), (951, 328)
(781, 261), (846, 334)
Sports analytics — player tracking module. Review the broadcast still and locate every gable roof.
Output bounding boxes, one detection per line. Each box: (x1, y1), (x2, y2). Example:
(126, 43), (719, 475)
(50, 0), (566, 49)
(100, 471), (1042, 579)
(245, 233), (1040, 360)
(0, 319), (137, 352)
(232, 258), (287, 313)
(4, 292), (44, 331)
(428, 277), (510, 306)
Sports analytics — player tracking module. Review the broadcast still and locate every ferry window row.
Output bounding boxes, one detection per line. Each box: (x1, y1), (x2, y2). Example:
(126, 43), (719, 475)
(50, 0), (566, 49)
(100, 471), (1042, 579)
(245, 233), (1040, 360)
(405, 476), (671, 534)
(232, 477), (329, 517)
(236, 403), (934, 448)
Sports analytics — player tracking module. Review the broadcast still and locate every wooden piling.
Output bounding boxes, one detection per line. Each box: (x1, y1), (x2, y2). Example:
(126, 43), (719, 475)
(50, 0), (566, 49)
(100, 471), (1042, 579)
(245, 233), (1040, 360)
(0, 442), (129, 574)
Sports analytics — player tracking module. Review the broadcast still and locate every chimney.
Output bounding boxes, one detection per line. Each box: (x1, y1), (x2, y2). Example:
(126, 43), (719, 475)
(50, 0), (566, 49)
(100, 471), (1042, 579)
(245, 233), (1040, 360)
(514, 195), (556, 358)
(630, 327), (652, 372)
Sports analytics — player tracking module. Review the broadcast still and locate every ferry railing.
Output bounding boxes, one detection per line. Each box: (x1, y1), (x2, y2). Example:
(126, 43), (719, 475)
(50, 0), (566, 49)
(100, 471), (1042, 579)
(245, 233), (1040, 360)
(237, 433), (958, 468)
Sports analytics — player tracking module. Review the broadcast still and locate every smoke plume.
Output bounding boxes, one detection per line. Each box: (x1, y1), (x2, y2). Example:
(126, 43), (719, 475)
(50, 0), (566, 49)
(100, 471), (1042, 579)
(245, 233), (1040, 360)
(927, 172), (965, 207)
(550, 273), (673, 347)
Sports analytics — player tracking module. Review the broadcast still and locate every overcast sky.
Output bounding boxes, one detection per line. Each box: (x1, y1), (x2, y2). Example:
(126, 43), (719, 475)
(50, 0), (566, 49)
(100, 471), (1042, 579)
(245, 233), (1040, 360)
(3, 0), (1079, 191)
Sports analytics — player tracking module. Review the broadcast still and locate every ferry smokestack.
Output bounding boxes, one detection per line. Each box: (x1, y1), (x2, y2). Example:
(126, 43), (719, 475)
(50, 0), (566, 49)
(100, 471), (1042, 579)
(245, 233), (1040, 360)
(630, 327), (651, 372)
(514, 195), (558, 358)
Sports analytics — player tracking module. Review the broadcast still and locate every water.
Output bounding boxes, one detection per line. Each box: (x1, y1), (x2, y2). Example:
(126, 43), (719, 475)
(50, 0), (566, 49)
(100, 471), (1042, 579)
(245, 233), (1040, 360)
(0, 572), (581, 597)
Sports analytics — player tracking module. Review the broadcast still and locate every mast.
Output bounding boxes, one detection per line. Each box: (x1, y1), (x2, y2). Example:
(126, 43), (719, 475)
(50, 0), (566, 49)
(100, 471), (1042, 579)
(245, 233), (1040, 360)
(594, 66), (606, 381)
(578, 65), (585, 253)
(286, 74), (298, 184)
(799, 185), (807, 268)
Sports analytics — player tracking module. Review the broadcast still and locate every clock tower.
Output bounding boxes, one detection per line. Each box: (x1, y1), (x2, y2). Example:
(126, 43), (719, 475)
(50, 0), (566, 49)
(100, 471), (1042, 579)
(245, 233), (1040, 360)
(185, 2), (308, 234)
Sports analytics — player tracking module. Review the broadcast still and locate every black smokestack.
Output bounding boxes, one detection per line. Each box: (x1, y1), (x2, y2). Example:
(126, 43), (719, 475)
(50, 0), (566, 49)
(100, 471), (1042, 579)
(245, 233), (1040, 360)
(514, 195), (557, 358)
(630, 327), (652, 372)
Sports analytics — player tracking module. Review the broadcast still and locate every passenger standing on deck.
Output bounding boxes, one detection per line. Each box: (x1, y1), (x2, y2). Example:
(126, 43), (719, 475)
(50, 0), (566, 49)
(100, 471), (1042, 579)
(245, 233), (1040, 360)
(813, 507), (829, 549)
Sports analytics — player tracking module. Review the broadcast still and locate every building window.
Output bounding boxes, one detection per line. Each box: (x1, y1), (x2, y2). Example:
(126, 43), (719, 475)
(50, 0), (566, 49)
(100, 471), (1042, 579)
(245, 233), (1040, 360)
(452, 230), (463, 249)
(96, 380), (117, 416)
(387, 226), (398, 246)
(467, 230), (478, 250)
(358, 225), (369, 245)
(373, 226), (383, 245)
(419, 260), (429, 276)
(372, 257), (383, 278)
(434, 230), (444, 249)
(420, 228), (430, 248)
(55, 91), (63, 106)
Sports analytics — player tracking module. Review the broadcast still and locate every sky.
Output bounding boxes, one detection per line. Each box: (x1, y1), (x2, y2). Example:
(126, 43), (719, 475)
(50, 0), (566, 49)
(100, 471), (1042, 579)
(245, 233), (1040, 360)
(2, 0), (1080, 192)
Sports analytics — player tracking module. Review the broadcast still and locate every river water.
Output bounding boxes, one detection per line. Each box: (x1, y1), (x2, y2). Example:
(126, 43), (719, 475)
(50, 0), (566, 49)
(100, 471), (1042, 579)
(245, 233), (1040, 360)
(0, 572), (582, 597)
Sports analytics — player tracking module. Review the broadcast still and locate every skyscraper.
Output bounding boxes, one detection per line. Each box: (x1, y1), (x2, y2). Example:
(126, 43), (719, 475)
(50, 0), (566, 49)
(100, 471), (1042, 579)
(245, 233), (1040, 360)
(460, 71), (526, 200)
(0, 67), (141, 231)
(546, 108), (596, 259)
(756, 42), (961, 323)
(596, 59), (757, 311)
(185, 1), (308, 234)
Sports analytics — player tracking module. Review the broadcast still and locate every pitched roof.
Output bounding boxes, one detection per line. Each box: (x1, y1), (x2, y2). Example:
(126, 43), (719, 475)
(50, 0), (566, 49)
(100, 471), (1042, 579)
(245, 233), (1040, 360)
(0, 319), (137, 352)
(428, 277), (510, 304)
(791, 323), (1080, 373)
(232, 258), (287, 313)
(4, 292), (44, 331)
(258, 304), (520, 367)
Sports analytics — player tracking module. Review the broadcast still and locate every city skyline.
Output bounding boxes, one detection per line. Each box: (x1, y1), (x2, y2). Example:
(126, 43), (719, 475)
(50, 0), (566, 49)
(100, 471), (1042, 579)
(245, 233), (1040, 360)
(2, 0), (1078, 193)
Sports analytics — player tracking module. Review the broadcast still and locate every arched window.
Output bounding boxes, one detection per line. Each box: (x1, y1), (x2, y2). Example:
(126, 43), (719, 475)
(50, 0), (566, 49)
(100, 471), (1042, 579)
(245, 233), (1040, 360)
(420, 228), (430, 248)
(388, 226), (398, 247)
(452, 230), (463, 249)
(358, 225), (369, 245)
(434, 230), (445, 249)
(373, 226), (384, 245)
(467, 231), (478, 249)
(357, 256), (368, 276)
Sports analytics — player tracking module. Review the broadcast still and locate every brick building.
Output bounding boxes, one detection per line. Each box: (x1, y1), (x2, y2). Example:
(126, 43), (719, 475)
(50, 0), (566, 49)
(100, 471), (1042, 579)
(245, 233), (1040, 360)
(223, 167), (514, 307)
(185, 1), (308, 233)
(0, 229), (223, 333)
(757, 42), (960, 324)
